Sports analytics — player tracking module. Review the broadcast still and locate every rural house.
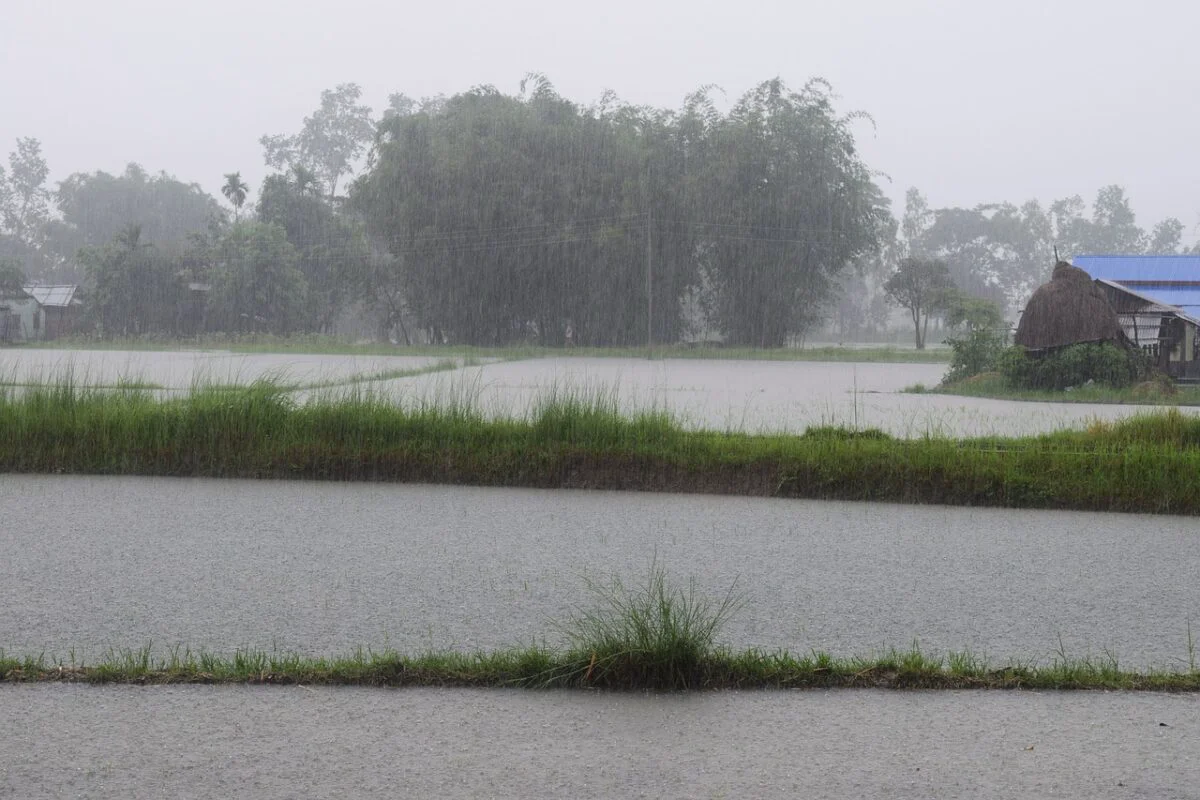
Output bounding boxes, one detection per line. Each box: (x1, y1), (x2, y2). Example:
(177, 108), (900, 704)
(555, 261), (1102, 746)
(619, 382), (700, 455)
(0, 285), (81, 343)
(1075, 255), (1200, 380)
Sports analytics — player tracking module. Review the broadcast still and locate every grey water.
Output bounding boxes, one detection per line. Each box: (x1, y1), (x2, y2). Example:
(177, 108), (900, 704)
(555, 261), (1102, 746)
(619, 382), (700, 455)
(3, 474), (1197, 668)
(2, 685), (1197, 799)
(5, 349), (1195, 437)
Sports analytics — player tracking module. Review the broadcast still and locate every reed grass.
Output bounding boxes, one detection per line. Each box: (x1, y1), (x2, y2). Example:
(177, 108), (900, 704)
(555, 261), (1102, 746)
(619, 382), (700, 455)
(4, 377), (1200, 513)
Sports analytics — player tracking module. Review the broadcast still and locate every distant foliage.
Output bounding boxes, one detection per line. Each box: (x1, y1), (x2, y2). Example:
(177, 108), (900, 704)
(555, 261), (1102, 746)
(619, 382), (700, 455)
(998, 343), (1140, 390)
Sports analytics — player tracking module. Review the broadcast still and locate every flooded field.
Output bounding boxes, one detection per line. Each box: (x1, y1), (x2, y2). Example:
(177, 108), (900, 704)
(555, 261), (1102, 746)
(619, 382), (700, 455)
(2, 685), (1196, 799)
(3, 347), (1189, 437)
(3, 475), (1197, 667)
(384, 356), (1191, 436)
(0, 348), (455, 388)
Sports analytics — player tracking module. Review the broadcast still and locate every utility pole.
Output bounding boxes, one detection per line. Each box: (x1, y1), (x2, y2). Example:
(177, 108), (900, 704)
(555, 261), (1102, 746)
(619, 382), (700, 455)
(646, 205), (653, 351)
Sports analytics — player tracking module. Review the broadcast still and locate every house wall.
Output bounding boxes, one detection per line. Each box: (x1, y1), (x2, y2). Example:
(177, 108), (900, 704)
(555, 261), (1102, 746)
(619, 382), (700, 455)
(0, 297), (39, 342)
(41, 306), (77, 340)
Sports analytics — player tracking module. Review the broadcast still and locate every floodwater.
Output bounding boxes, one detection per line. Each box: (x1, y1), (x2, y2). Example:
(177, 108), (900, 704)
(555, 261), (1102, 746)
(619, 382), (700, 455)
(0, 348), (452, 388)
(3, 475), (1197, 668)
(3, 347), (1194, 437)
(384, 356), (1200, 437)
(2, 685), (1197, 799)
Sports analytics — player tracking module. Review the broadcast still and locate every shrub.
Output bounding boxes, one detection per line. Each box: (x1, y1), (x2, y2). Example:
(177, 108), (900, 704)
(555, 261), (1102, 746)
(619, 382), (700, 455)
(944, 328), (1008, 384)
(998, 342), (1141, 390)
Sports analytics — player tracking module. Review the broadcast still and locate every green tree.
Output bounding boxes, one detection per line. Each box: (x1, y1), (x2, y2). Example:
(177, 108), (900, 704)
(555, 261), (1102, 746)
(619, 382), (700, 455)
(221, 172), (249, 221)
(257, 173), (369, 332)
(0, 258), (26, 294)
(941, 290), (1004, 331)
(1147, 218), (1184, 254)
(1, 137), (51, 249)
(353, 76), (887, 347)
(48, 164), (223, 278)
(884, 257), (954, 349)
(699, 79), (888, 346)
(208, 222), (307, 334)
(80, 224), (184, 336)
(260, 83), (375, 199)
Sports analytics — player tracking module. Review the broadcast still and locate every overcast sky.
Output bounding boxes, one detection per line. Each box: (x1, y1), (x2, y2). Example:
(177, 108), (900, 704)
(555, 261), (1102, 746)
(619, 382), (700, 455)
(4, 0), (1198, 245)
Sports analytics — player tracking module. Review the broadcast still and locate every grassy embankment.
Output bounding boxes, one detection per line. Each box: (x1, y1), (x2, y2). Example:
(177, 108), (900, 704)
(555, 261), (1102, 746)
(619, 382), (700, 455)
(4, 567), (1198, 691)
(912, 372), (1200, 406)
(20, 333), (951, 363)
(4, 377), (1200, 513)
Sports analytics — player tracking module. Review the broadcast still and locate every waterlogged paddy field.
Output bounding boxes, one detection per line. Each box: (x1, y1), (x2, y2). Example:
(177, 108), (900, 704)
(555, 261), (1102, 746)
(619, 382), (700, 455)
(0, 348), (458, 389)
(384, 356), (1200, 437)
(4, 347), (1199, 436)
(3, 475), (1199, 668)
(2, 686), (1197, 799)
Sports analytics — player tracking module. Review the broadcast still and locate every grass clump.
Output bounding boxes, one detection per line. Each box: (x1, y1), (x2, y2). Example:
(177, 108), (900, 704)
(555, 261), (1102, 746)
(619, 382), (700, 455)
(555, 562), (743, 689)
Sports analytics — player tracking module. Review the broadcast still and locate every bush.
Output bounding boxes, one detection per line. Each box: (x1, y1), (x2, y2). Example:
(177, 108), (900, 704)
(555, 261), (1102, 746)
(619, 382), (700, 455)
(944, 328), (1008, 384)
(998, 342), (1141, 390)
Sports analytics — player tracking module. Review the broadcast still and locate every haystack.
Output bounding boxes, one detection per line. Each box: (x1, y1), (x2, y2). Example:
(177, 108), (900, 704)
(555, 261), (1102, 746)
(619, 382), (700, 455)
(1014, 261), (1126, 351)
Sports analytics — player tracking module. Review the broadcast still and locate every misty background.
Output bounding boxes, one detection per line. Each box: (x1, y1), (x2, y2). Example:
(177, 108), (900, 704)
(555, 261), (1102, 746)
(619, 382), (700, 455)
(2, 0), (1198, 345)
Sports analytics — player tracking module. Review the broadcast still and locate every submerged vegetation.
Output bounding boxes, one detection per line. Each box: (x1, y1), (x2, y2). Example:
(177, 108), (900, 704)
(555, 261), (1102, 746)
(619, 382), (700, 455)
(4, 566), (1199, 691)
(4, 375), (1200, 513)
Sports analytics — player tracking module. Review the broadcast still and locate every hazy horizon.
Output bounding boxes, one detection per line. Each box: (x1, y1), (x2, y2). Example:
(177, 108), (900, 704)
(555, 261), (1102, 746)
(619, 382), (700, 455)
(4, 0), (1198, 244)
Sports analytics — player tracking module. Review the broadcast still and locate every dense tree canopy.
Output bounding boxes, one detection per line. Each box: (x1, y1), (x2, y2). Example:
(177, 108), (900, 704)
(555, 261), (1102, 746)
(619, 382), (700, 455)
(48, 164), (224, 272)
(353, 76), (889, 347)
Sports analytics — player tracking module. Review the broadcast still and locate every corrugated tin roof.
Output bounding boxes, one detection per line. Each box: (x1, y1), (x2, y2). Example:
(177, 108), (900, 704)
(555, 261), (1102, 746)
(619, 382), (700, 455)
(1075, 255), (1200, 283)
(1096, 278), (1200, 327)
(23, 285), (78, 307)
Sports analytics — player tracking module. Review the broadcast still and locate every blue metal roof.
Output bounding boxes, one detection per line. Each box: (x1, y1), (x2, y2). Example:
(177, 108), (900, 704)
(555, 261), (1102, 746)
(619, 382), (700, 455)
(1074, 255), (1200, 283)
(1128, 288), (1200, 318)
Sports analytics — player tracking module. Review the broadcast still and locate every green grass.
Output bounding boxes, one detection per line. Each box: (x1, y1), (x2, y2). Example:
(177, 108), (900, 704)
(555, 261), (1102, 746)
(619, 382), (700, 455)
(4, 564), (1199, 690)
(933, 372), (1200, 406)
(6, 646), (1199, 690)
(5, 376), (1200, 513)
(18, 334), (950, 363)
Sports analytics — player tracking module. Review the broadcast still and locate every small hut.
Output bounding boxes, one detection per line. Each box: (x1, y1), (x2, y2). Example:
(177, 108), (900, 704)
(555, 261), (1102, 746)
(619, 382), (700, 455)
(1014, 261), (1128, 352)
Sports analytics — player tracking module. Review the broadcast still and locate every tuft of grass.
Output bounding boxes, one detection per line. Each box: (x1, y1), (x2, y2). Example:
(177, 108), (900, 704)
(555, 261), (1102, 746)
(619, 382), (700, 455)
(553, 561), (744, 689)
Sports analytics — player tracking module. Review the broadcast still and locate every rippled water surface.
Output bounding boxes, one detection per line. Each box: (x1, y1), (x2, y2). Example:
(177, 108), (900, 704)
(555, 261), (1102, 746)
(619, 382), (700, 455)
(4, 348), (1193, 436)
(3, 475), (1197, 667)
(2, 686), (1196, 799)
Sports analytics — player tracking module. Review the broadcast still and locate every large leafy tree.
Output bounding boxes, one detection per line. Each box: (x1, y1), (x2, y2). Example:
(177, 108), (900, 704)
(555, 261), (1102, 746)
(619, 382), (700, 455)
(696, 79), (888, 346)
(1048, 184), (1182, 259)
(353, 75), (888, 347)
(0, 138), (54, 279)
(208, 222), (307, 334)
(1, 137), (51, 249)
(884, 257), (954, 349)
(260, 83), (376, 200)
(80, 224), (184, 336)
(48, 164), (224, 276)
(257, 173), (369, 332)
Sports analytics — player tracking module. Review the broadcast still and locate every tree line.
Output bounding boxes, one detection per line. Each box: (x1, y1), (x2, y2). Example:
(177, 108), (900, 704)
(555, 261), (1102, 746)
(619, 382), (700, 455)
(1, 76), (1195, 345)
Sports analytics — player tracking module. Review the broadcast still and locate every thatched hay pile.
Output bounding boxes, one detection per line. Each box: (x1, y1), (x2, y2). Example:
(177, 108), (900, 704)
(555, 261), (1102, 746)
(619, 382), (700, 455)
(1014, 261), (1126, 351)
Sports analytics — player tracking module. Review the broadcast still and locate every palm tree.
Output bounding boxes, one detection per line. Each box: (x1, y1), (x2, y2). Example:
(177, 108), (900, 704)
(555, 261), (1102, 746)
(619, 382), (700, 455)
(221, 172), (249, 220)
